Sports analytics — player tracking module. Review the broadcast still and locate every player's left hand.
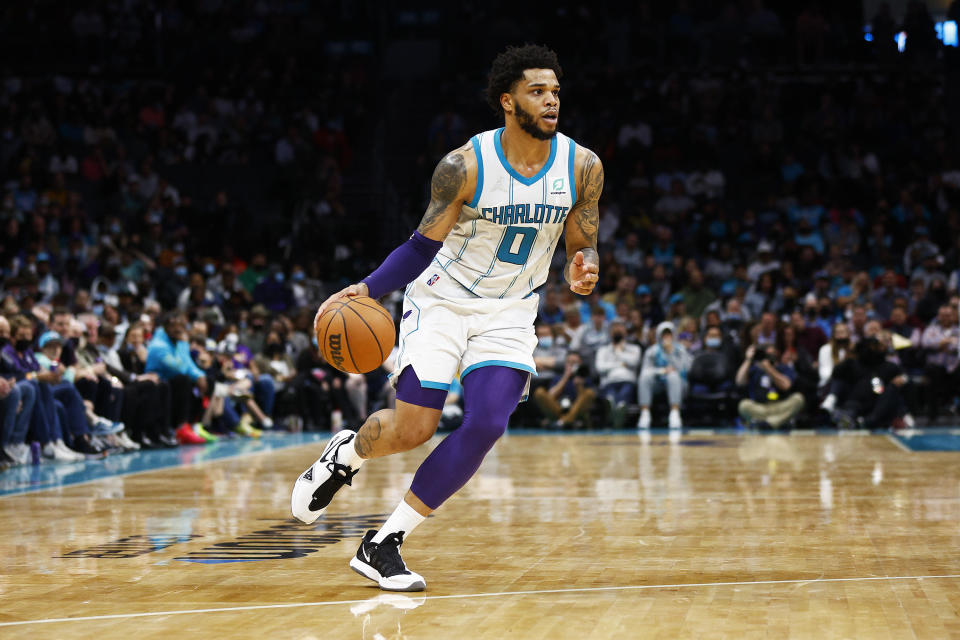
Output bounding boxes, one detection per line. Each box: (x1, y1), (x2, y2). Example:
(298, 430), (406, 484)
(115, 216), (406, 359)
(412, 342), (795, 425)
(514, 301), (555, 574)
(568, 251), (599, 295)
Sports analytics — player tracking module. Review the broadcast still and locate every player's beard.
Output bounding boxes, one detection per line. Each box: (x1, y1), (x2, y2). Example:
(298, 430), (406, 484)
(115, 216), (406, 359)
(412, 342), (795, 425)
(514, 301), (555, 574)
(514, 102), (557, 141)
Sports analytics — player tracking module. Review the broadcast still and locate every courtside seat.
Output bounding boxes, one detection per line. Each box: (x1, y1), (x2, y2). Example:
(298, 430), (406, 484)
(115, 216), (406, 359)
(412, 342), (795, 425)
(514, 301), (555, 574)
(683, 351), (738, 426)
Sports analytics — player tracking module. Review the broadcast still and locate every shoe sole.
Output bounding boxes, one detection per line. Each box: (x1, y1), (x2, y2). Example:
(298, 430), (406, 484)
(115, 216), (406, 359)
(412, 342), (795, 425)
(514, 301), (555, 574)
(290, 431), (355, 524)
(349, 557), (426, 592)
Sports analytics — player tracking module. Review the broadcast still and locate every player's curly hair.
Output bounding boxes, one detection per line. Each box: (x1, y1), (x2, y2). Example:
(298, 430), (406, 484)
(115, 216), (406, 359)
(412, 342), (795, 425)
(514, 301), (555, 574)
(485, 44), (562, 115)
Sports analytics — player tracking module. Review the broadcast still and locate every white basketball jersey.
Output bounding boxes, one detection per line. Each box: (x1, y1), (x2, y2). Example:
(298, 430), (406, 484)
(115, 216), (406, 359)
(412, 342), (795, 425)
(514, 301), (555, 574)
(434, 128), (577, 299)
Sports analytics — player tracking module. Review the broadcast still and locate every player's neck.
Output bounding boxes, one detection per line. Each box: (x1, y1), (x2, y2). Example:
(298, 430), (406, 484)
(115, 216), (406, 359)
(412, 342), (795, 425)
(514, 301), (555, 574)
(500, 123), (552, 174)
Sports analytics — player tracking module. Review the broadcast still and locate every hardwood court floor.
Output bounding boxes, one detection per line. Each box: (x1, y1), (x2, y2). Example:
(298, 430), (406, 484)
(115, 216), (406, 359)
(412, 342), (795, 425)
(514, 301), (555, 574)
(2, 431), (960, 639)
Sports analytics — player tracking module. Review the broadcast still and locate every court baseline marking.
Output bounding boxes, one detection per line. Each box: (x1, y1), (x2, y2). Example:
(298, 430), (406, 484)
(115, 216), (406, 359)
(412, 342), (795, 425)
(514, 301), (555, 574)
(3, 573), (960, 627)
(886, 433), (912, 452)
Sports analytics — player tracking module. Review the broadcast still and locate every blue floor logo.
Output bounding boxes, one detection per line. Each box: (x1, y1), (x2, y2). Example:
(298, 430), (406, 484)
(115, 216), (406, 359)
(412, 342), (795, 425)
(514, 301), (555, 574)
(60, 534), (203, 559)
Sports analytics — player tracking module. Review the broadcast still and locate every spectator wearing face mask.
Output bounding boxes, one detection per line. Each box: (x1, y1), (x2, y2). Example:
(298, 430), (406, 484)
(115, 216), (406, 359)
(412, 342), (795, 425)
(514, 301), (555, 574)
(533, 323), (568, 386)
(827, 336), (907, 430)
(595, 320), (641, 429)
(253, 265), (295, 313)
(156, 257), (190, 310)
(686, 325), (737, 401)
(288, 264), (313, 309)
(1, 318), (84, 461)
(637, 321), (690, 430)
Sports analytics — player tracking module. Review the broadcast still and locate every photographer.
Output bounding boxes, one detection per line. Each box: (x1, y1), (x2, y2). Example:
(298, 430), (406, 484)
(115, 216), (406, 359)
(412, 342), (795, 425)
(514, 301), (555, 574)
(532, 351), (596, 429)
(736, 342), (805, 429)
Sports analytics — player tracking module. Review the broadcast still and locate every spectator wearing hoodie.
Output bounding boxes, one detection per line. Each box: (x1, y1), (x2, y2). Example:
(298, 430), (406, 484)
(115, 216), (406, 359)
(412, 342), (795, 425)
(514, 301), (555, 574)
(146, 313), (208, 430)
(637, 321), (690, 430)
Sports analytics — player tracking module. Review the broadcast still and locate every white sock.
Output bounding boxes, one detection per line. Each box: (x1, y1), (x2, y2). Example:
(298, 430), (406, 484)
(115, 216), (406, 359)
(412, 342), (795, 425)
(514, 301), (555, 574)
(336, 437), (365, 471)
(372, 499), (426, 544)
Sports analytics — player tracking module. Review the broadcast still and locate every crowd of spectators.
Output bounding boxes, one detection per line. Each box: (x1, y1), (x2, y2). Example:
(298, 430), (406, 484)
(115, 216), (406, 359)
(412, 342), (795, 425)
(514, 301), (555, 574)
(4, 1), (960, 471)
(501, 2), (960, 431)
(0, 1), (385, 470)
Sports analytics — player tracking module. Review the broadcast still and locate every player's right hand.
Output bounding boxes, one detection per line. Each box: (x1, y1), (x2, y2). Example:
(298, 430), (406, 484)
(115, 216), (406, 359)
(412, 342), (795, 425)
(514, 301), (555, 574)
(314, 282), (370, 334)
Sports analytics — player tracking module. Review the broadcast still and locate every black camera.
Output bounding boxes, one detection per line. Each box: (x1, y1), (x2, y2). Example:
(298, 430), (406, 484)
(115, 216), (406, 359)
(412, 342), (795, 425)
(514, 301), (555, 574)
(752, 349), (770, 363)
(575, 364), (590, 378)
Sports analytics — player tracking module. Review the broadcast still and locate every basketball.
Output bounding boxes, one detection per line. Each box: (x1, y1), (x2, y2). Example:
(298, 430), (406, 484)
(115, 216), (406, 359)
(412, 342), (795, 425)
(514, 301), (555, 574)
(315, 295), (396, 374)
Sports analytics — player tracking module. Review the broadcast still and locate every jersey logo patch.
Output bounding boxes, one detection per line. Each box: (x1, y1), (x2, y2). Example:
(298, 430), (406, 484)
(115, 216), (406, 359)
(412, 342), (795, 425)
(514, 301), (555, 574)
(550, 177), (566, 195)
(426, 274), (440, 286)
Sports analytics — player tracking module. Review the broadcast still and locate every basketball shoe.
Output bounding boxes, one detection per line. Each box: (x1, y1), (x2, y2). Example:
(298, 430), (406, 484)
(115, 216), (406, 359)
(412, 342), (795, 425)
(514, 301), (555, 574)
(192, 423), (218, 443)
(290, 429), (359, 524)
(350, 530), (426, 592)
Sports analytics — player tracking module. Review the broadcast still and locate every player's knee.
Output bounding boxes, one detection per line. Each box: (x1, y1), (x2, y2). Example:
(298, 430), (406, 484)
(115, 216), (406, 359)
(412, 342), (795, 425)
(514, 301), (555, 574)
(397, 418), (439, 450)
(464, 417), (508, 446)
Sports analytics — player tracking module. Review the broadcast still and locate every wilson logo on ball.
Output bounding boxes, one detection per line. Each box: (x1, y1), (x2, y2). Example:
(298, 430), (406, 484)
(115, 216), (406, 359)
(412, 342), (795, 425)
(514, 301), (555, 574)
(315, 295), (395, 374)
(328, 333), (345, 368)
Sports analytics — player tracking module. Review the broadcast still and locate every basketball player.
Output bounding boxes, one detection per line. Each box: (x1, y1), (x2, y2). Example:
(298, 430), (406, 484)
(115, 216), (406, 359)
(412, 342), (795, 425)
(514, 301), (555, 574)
(291, 44), (602, 591)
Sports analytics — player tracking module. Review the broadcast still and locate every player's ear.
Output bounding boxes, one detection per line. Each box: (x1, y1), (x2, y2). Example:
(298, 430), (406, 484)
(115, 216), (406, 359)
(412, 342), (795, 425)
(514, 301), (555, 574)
(500, 92), (513, 115)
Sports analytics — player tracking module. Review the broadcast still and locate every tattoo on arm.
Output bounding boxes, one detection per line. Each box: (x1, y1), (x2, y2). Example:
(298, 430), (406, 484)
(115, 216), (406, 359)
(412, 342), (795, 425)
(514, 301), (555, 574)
(573, 152), (603, 246)
(417, 152), (466, 235)
(354, 415), (382, 458)
(564, 152), (604, 284)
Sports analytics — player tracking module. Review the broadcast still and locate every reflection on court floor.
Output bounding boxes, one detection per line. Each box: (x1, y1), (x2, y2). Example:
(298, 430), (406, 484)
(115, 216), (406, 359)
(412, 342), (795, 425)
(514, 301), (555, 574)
(2, 430), (960, 639)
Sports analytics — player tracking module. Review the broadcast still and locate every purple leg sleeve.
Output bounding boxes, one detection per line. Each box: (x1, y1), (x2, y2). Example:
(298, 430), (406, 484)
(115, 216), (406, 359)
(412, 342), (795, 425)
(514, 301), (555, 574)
(409, 366), (527, 510)
(395, 366), (447, 411)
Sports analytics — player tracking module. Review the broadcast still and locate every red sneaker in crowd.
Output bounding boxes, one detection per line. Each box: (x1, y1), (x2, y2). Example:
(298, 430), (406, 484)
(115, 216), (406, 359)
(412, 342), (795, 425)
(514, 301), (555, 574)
(176, 423), (207, 445)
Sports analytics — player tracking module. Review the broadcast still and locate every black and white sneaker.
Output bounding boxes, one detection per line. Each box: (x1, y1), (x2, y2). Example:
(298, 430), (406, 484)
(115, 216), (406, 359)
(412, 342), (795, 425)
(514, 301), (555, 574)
(349, 530), (426, 592)
(291, 430), (359, 524)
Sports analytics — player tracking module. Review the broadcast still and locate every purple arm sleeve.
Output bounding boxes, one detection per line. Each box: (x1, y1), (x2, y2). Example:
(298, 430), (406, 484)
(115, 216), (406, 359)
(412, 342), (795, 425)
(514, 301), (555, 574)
(362, 230), (444, 299)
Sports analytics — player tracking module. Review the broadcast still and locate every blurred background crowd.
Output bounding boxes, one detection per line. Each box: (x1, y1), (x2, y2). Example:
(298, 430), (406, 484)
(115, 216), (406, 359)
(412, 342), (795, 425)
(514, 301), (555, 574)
(3, 0), (960, 469)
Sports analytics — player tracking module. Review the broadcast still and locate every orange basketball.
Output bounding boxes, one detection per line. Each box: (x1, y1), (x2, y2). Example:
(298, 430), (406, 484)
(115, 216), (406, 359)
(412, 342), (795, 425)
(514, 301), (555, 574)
(315, 295), (396, 373)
